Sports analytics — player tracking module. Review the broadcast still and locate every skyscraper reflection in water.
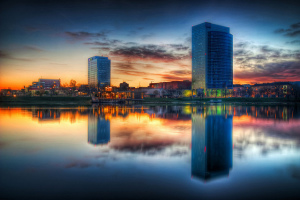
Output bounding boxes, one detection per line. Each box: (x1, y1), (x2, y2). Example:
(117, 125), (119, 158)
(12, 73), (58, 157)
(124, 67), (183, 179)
(191, 106), (233, 181)
(88, 114), (110, 145)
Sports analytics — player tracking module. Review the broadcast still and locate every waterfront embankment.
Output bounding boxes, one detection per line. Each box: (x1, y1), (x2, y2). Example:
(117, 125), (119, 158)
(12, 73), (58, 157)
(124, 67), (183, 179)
(0, 96), (299, 107)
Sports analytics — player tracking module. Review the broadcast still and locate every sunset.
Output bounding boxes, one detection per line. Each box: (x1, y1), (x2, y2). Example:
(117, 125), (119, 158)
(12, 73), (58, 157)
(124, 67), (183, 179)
(1, 0), (299, 89)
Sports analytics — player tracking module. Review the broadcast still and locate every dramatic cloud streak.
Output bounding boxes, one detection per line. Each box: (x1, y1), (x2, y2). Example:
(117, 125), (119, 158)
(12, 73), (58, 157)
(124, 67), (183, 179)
(0, 50), (34, 62)
(274, 22), (300, 37)
(65, 31), (110, 41)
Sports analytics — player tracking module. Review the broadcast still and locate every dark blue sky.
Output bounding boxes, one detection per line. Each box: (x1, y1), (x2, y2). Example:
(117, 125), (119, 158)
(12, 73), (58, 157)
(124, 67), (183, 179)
(0, 0), (299, 88)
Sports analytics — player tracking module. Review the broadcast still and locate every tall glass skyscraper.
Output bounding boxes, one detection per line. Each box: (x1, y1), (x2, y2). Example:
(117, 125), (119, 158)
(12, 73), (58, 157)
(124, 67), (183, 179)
(88, 56), (111, 88)
(192, 22), (233, 94)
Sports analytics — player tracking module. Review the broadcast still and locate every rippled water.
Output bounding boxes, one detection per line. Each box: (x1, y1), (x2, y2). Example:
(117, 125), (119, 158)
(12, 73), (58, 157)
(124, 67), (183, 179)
(0, 105), (300, 199)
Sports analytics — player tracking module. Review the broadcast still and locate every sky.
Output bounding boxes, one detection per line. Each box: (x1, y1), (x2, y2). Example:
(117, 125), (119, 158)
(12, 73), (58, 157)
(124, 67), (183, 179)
(0, 0), (299, 89)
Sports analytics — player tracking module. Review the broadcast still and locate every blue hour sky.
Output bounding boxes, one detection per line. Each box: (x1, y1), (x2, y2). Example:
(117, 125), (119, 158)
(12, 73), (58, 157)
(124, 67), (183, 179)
(0, 0), (299, 89)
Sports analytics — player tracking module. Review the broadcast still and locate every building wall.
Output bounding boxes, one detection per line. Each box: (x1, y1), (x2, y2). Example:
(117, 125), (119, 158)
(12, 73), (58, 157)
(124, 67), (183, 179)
(192, 22), (233, 91)
(38, 79), (60, 89)
(88, 56), (111, 88)
(192, 23), (207, 90)
(88, 58), (98, 88)
(207, 31), (233, 89)
(149, 81), (191, 90)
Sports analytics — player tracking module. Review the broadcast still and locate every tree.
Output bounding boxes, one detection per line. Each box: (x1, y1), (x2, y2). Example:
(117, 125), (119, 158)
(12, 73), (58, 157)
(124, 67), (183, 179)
(153, 90), (160, 96)
(35, 91), (40, 96)
(62, 83), (68, 88)
(50, 83), (56, 96)
(161, 90), (166, 97)
(39, 88), (45, 96)
(70, 79), (76, 88)
(69, 79), (77, 96)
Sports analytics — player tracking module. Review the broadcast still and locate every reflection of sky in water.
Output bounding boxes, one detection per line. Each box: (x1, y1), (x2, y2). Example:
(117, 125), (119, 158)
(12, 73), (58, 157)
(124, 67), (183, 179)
(0, 105), (300, 199)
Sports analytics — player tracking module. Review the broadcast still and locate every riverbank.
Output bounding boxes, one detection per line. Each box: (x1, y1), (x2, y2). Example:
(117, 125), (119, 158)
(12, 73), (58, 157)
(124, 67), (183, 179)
(0, 96), (91, 107)
(0, 96), (299, 107)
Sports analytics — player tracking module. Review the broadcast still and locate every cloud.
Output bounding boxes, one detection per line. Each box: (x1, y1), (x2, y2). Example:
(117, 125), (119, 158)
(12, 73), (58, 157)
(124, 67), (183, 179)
(274, 22), (300, 37)
(142, 64), (163, 70)
(234, 42), (300, 76)
(244, 55), (267, 62)
(167, 44), (190, 51)
(126, 27), (145, 37)
(49, 62), (67, 65)
(125, 42), (138, 45)
(113, 62), (136, 70)
(0, 141), (7, 149)
(169, 70), (191, 76)
(160, 74), (186, 81)
(65, 31), (109, 40)
(234, 61), (300, 81)
(140, 33), (155, 40)
(90, 47), (111, 51)
(286, 30), (300, 37)
(274, 28), (286, 34)
(260, 45), (282, 54)
(84, 41), (110, 46)
(234, 42), (250, 48)
(234, 49), (253, 57)
(158, 70), (191, 81)
(291, 22), (300, 29)
(110, 45), (189, 63)
(114, 69), (155, 76)
(286, 40), (300, 44)
(0, 50), (34, 62)
(185, 37), (191, 43)
(23, 45), (44, 52)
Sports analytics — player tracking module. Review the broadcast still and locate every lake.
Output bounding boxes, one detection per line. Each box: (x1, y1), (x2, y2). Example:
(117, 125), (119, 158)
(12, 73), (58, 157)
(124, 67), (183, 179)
(0, 104), (300, 199)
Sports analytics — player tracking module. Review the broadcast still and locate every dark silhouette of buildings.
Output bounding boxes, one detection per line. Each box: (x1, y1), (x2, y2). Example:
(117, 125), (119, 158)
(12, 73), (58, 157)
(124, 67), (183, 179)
(149, 80), (191, 90)
(120, 82), (129, 91)
(32, 109), (61, 122)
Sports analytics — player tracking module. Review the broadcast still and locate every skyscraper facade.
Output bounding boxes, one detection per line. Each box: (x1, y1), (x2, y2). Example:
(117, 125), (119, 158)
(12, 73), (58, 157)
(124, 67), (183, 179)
(192, 22), (233, 96)
(88, 56), (111, 88)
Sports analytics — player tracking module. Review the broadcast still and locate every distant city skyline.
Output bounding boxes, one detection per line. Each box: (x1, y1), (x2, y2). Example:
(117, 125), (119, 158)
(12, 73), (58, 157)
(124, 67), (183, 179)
(0, 0), (299, 89)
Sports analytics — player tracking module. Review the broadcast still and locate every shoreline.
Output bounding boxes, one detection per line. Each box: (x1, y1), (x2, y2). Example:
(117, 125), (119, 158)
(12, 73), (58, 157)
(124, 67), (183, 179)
(0, 96), (299, 107)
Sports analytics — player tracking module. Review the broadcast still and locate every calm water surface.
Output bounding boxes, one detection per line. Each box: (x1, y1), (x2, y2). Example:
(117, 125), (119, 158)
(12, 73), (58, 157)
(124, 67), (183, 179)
(0, 104), (300, 199)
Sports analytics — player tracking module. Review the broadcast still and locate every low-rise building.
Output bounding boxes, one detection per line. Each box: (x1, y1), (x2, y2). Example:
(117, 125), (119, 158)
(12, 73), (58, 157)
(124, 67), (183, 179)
(149, 80), (191, 90)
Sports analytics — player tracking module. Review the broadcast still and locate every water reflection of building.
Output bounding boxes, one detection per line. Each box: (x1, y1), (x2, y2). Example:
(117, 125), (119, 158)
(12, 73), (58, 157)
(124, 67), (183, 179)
(88, 114), (110, 145)
(191, 108), (233, 181)
(32, 109), (60, 122)
(89, 105), (298, 122)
